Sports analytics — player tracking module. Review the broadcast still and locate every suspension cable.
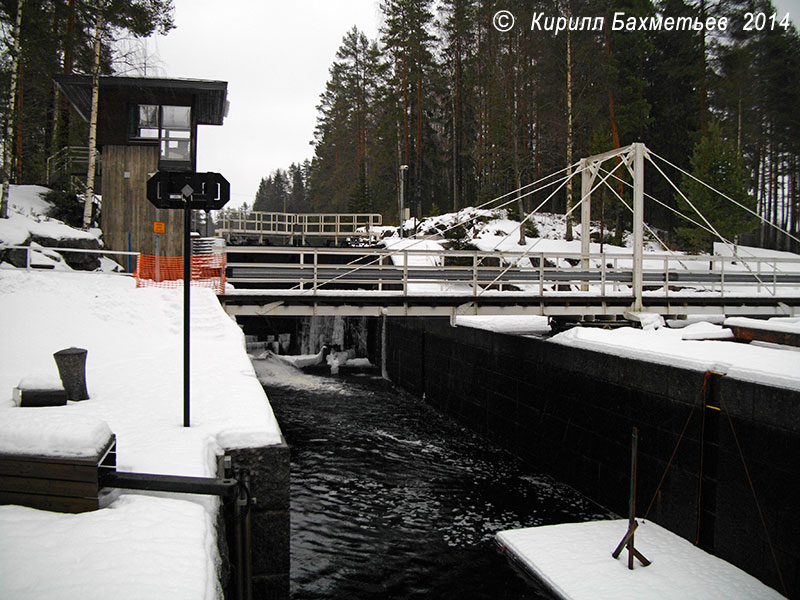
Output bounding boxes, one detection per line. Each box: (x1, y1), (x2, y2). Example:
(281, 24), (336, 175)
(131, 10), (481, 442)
(596, 167), (714, 293)
(646, 155), (772, 294)
(285, 164), (581, 295)
(477, 159), (627, 296)
(649, 150), (800, 247)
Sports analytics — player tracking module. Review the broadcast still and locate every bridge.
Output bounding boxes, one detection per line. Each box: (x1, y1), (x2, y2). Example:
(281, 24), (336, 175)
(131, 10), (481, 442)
(219, 245), (800, 318)
(219, 143), (800, 319)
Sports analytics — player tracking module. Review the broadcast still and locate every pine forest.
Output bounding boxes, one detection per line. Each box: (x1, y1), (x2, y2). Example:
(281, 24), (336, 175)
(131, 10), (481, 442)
(1, 0), (799, 251)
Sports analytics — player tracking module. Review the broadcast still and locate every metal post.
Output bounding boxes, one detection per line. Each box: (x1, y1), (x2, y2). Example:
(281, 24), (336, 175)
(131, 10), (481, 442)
(632, 143), (645, 312)
(183, 195), (192, 428)
(403, 250), (408, 295)
(628, 426), (639, 570)
(381, 313), (389, 380)
(580, 158), (592, 291)
(399, 165), (408, 238)
(472, 253), (478, 296)
(313, 249), (318, 292)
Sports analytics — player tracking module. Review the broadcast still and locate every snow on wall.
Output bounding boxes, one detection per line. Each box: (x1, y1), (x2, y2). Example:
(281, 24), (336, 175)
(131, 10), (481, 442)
(549, 321), (800, 391)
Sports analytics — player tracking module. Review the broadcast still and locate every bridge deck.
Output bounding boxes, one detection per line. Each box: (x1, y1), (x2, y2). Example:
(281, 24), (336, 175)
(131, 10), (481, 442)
(219, 291), (800, 318)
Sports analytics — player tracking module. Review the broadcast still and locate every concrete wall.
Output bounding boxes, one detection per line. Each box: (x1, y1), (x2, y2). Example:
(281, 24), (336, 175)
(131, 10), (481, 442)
(386, 318), (799, 598)
(227, 443), (290, 600)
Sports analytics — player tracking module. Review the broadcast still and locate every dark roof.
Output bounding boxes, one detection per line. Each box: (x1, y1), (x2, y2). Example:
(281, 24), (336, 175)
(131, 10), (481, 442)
(54, 74), (228, 125)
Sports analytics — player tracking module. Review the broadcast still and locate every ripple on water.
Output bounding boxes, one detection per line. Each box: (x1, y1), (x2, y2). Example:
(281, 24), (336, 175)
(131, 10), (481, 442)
(263, 370), (613, 600)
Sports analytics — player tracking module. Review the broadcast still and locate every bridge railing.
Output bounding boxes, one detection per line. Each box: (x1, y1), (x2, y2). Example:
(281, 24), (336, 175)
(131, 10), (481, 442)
(216, 211), (383, 240)
(224, 246), (800, 298)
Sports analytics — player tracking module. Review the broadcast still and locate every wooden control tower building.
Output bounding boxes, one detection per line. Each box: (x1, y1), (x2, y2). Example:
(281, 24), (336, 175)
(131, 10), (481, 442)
(54, 75), (228, 258)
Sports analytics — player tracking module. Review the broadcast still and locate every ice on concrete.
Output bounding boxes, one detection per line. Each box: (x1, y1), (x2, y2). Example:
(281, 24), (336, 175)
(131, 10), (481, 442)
(496, 519), (784, 600)
(725, 316), (800, 335)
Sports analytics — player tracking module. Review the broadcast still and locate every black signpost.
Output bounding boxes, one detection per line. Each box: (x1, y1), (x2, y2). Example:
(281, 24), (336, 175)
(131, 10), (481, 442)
(147, 171), (230, 427)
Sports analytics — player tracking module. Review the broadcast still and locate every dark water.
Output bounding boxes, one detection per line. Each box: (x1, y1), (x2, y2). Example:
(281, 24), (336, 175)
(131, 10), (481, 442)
(259, 361), (611, 600)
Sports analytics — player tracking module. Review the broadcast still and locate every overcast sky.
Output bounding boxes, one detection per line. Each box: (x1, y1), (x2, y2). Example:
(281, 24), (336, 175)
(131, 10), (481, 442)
(149, 0), (799, 209)
(151, 0), (383, 207)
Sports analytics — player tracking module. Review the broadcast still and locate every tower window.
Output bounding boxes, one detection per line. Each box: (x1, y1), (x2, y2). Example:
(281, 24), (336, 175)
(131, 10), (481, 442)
(131, 104), (192, 164)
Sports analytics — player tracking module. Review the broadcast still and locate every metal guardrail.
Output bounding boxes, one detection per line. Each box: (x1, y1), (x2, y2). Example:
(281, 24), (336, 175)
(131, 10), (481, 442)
(224, 246), (800, 298)
(0, 244), (139, 273)
(216, 211), (383, 241)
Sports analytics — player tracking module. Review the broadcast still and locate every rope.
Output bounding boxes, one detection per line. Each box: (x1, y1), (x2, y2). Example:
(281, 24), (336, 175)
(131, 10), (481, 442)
(643, 371), (708, 521)
(718, 392), (788, 597)
(642, 371), (788, 598)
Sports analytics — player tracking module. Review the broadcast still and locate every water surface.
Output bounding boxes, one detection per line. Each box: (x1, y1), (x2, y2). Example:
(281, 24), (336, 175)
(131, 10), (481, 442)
(255, 357), (611, 599)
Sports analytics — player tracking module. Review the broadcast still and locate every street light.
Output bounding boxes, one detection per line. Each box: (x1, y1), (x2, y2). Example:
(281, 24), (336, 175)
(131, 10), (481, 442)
(399, 164), (408, 238)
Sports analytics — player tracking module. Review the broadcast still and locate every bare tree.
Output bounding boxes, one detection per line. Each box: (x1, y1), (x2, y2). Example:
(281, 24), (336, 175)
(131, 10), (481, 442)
(82, 7), (104, 230)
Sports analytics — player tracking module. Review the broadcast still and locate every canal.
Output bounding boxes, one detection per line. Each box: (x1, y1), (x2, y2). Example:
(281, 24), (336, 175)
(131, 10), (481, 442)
(255, 355), (613, 599)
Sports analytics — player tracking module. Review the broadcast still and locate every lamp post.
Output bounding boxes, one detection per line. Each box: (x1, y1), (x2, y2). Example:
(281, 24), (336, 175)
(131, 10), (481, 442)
(399, 164), (408, 238)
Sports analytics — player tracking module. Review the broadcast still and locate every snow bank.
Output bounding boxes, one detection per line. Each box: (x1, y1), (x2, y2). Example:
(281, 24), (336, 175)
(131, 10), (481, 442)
(0, 495), (220, 600)
(0, 270), (283, 475)
(0, 409), (112, 458)
(0, 268), (283, 599)
(497, 519), (784, 600)
(0, 185), (99, 246)
(549, 321), (800, 391)
(383, 237), (445, 266)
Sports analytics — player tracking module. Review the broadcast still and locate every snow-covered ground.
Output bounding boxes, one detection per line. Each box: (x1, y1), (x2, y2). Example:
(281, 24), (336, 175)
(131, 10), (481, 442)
(496, 519), (784, 600)
(0, 185), (120, 273)
(0, 268), (282, 599)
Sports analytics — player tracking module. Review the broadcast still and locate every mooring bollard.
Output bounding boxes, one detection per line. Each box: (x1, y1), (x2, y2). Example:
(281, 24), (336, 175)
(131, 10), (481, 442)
(53, 347), (90, 401)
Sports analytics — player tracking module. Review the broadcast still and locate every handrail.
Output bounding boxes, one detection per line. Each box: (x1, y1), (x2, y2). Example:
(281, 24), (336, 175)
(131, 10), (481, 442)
(216, 211), (383, 238)
(0, 244), (139, 273)
(223, 246), (800, 298)
(46, 146), (100, 184)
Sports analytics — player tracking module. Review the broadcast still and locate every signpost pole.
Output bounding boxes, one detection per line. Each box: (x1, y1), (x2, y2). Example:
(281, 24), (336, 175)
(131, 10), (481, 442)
(146, 171), (229, 429)
(183, 191), (192, 428)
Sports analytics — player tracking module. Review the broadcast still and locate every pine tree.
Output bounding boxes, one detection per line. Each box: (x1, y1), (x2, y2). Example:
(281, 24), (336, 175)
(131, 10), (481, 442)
(676, 121), (755, 252)
(288, 162), (307, 212)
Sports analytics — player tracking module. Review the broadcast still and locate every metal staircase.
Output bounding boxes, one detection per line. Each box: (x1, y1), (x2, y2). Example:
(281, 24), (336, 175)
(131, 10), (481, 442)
(46, 146), (100, 192)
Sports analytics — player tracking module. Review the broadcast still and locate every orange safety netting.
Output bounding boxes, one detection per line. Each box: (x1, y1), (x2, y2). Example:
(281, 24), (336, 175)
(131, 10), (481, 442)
(134, 254), (226, 293)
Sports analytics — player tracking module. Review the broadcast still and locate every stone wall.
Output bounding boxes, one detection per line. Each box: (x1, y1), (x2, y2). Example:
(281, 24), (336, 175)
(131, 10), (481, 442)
(386, 317), (799, 598)
(227, 442), (290, 600)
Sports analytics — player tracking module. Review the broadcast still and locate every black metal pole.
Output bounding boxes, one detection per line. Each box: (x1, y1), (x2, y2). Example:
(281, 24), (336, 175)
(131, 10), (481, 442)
(184, 198), (191, 428)
(628, 426), (638, 570)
